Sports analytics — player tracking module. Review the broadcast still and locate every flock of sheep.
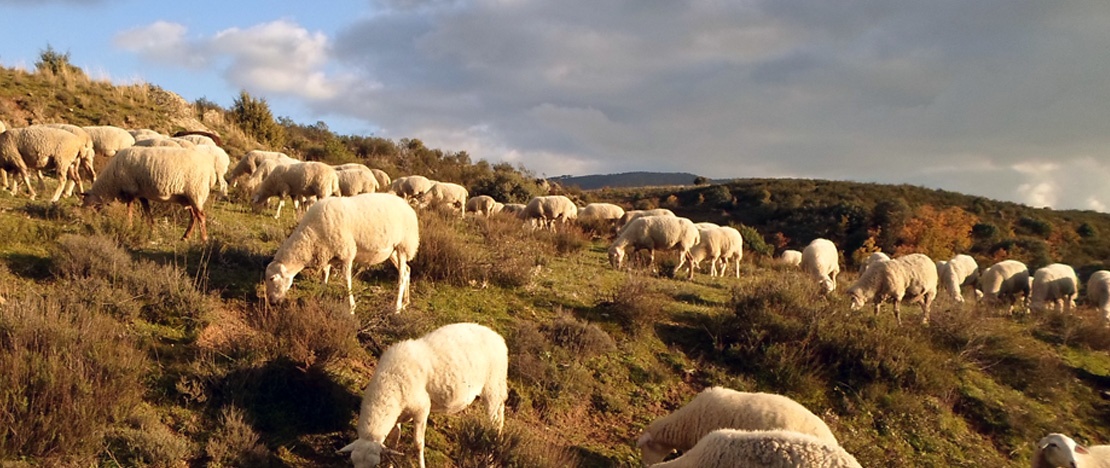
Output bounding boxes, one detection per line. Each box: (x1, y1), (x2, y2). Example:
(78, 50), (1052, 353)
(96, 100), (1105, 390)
(2, 120), (1108, 467)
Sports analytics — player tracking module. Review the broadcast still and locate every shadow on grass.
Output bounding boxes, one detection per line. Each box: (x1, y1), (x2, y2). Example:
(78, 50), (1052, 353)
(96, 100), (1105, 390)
(2, 252), (53, 281)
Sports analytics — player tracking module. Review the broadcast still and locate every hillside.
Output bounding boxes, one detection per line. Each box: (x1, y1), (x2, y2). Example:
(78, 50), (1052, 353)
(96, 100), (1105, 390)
(551, 172), (705, 190)
(2, 58), (1110, 467)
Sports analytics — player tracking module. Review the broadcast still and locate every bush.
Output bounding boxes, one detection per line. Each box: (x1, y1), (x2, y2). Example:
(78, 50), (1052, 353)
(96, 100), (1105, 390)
(247, 298), (360, 369)
(103, 404), (194, 467)
(0, 291), (148, 462)
(734, 224), (773, 257)
(449, 417), (580, 468)
(595, 276), (670, 336)
(204, 406), (270, 467)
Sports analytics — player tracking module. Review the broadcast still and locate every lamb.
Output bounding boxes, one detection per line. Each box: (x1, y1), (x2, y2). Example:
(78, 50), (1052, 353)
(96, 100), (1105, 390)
(226, 150), (297, 186)
(636, 386), (839, 466)
(1032, 433), (1110, 468)
(801, 239), (841, 294)
(618, 208), (676, 232)
(978, 260), (1032, 313)
(264, 193), (419, 313)
(846, 253), (939, 325)
(339, 322), (507, 468)
(334, 164), (380, 196)
(420, 181), (468, 214)
(938, 254), (981, 303)
(388, 175), (433, 201)
(608, 215), (699, 279)
(369, 168), (391, 192)
(81, 146), (215, 241)
(779, 249), (803, 267)
(1031, 263), (1079, 313)
(83, 125), (136, 162)
(648, 429), (861, 468)
(0, 126), (83, 202)
(465, 195), (497, 216)
(859, 251), (890, 273)
(252, 161), (341, 218)
(521, 195), (578, 229)
(1088, 270), (1110, 325)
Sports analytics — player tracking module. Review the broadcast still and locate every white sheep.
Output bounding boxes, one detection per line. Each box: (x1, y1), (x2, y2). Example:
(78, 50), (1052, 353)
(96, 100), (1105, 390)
(81, 146), (215, 241)
(717, 227), (744, 278)
(1032, 433), (1110, 468)
(128, 128), (165, 142)
(978, 260), (1032, 313)
(43, 123), (96, 194)
(938, 254), (981, 303)
(1031, 263), (1079, 313)
(618, 208), (676, 232)
(521, 195), (578, 229)
(500, 203), (526, 216)
(132, 136), (197, 149)
(649, 429), (861, 468)
(226, 150), (297, 186)
(340, 322), (507, 468)
(83, 125), (136, 162)
(388, 175), (433, 202)
(859, 251), (890, 273)
(637, 386), (839, 466)
(846, 253), (939, 325)
(1088, 270), (1110, 325)
(690, 225), (729, 277)
(0, 126), (83, 202)
(369, 168), (391, 192)
(779, 249), (803, 267)
(193, 144), (231, 197)
(420, 181), (468, 214)
(334, 164), (380, 196)
(464, 195), (497, 216)
(174, 133), (217, 147)
(579, 202), (626, 226)
(608, 215), (699, 279)
(240, 157), (297, 195)
(252, 161), (341, 219)
(264, 193), (419, 313)
(801, 239), (840, 294)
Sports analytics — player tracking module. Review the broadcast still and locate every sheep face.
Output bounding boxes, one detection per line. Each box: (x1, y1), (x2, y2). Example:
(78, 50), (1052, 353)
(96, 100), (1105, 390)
(636, 432), (672, 465)
(848, 290), (866, 310)
(264, 262), (297, 305)
(1038, 433), (1084, 468)
(608, 246), (625, 269)
(820, 277), (837, 294)
(338, 439), (382, 467)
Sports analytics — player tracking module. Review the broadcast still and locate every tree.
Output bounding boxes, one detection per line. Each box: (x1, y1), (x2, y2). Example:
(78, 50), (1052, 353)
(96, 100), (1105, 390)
(35, 44), (84, 78)
(894, 205), (978, 260)
(231, 90), (285, 148)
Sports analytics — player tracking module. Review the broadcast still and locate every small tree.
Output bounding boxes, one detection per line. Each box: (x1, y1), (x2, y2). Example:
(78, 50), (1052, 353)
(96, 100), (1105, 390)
(231, 90), (285, 148)
(34, 44), (84, 78)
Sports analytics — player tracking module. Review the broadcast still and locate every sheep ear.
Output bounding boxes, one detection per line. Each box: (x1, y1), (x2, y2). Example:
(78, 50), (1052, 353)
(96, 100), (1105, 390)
(636, 432), (653, 447)
(1077, 444), (1090, 454)
(380, 443), (404, 456)
(338, 441), (358, 453)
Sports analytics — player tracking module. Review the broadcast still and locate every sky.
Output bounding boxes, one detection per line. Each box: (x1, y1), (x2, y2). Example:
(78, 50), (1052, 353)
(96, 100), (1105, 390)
(2, 1), (1110, 212)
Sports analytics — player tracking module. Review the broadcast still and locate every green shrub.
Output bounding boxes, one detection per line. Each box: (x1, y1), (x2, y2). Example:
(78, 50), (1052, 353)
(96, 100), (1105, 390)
(449, 417), (580, 468)
(204, 406), (270, 467)
(595, 276), (670, 336)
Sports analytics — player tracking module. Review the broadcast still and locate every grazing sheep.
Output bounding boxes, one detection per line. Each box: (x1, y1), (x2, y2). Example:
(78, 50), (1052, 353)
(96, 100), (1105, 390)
(649, 429), (861, 468)
(0, 126), (83, 202)
(490, 201), (504, 214)
(465, 195), (497, 216)
(128, 128), (165, 142)
(521, 195), (578, 229)
(193, 144), (231, 197)
(340, 323), (507, 468)
(81, 146), (215, 241)
(1088, 270), (1110, 325)
(388, 175), (433, 201)
(978, 260), (1032, 313)
(846, 253), (939, 325)
(637, 387), (839, 466)
(1032, 433), (1110, 468)
(43, 123), (96, 194)
(779, 249), (803, 267)
(174, 133), (217, 147)
(859, 251), (890, 273)
(240, 157), (297, 194)
(716, 226), (744, 278)
(801, 239), (840, 293)
(579, 203), (626, 226)
(421, 181), (468, 214)
(938, 254), (981, 303)
(83, 125), (136, 162)
(334, 164), (380, 196)
(618, 208), (676, 232)
(226, 150), (297, 186)
(367, 168), (390, 192)
(608, 215), (699, 279)
(132, 136), (198, 149)
(264, 193), (418, 313)
(690, 225), (729, 277)
(252, 161), (341, 218)
(500, 203), (526, 216)
(1031, 263), (1079, 313)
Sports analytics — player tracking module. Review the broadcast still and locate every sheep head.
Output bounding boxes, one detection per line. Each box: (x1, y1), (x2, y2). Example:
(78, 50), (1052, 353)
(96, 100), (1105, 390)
(339, 439), (403, 468)
(1037, 433), (1085, 468)
(847, 289), (866, 310)
(820, 277), (837, 294)
(608, 246), (625, 270)
(636, 432), (673, 466)
(264, 261), (297, 305)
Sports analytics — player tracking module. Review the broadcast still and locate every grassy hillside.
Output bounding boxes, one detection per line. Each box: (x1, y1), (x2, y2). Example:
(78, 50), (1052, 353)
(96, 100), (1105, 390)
(2, 58), (1110, 467)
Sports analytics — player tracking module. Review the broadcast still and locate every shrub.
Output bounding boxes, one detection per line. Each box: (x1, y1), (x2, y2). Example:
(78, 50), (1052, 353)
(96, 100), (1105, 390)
(542, 313), (615, 357)
(247, 298), (360, 369)
(204, 406), (270, 467)
(595, 276), (670, 336)
(449, 417), (580, 468)
(734, 224), (773, 257)
(103, 404), (194, 467)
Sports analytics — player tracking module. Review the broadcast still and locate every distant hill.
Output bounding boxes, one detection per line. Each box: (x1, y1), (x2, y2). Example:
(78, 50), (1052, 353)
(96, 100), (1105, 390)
(551, 171), (705, 190)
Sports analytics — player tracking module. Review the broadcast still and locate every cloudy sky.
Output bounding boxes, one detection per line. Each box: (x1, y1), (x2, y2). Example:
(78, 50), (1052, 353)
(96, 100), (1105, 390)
(2, 1), (1110, 211)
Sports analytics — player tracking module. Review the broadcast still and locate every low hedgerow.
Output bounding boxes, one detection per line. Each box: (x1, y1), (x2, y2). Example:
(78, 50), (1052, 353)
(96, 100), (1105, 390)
(0, 291), (148, 463)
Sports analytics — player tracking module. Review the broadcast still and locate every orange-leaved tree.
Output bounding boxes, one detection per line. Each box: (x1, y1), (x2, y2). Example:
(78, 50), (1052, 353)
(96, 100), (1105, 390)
(894, 205), (978, 260)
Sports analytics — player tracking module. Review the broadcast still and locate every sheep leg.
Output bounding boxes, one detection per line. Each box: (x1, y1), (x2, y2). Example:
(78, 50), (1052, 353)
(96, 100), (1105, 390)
(139, 199), (154, 224)
(892, 299), (903, 325)
(273, 199), (284, 219)
(182, 206), (197, 240)
(322, 264), (332, 284)
(197, 208), (207, 241)
(413, 410), (431, 468)
(18, 170), (36, 199)
(344, 258), (356, 313)
(48, 168), (69, 203)
(921, 291), (935, 325)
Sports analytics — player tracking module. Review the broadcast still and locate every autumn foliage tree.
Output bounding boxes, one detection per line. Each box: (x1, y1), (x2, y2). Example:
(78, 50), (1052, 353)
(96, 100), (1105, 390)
(894, 205), (978, 260)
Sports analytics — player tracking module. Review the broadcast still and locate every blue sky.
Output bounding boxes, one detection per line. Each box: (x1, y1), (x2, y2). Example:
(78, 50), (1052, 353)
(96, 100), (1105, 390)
(3, 0), (1110, 212)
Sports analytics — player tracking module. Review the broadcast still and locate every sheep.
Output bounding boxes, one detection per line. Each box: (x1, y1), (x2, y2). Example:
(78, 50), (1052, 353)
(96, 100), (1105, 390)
(716, 226), (744, 278)
(521, 195), (578, 230)
(608, 215), (699, 279)
(132, 137), (197, 149)
(779, 249), (803, 267)
(978, 260), (1032, 313)
(128, 128), (165, 142)
(420, 181), (468, 214)
(42, 123), (96, 194)
(801, 239), (840, 294)
(340, 322), (507, 468)
(240, 157), (297, 194)
(1032, 433), (1110, 468)
(81, 146), (214, 241)
(193, 144), (231, 197)
(83, 125), (136, 162)
(174, 133), (217, 147)
(226, 150), (297, 186)
(938, 254), (981, 303)
(388, 175), (433, 202)
(859, 251), (890, 273)
(1088, 270), (1110, 325)
(690, 225), (729, 277)
(251, 161), (341, 219)
(369, 168), (390, 192)
(846, 253), (939, 325)
(1031, 263), (1079, 313)
(490, 201), (504, 214)
(0, 126), (83, 202)
(636, 387), (839, 466)
(648, 429), (861, 468)
(264, 193), (418, 313)
(618, 208), (676, 232)
(500, 203), (526, 215)
(465, 195), (497, 216)
(579, 202), (626, 233)
(334, 164), (380, 196)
